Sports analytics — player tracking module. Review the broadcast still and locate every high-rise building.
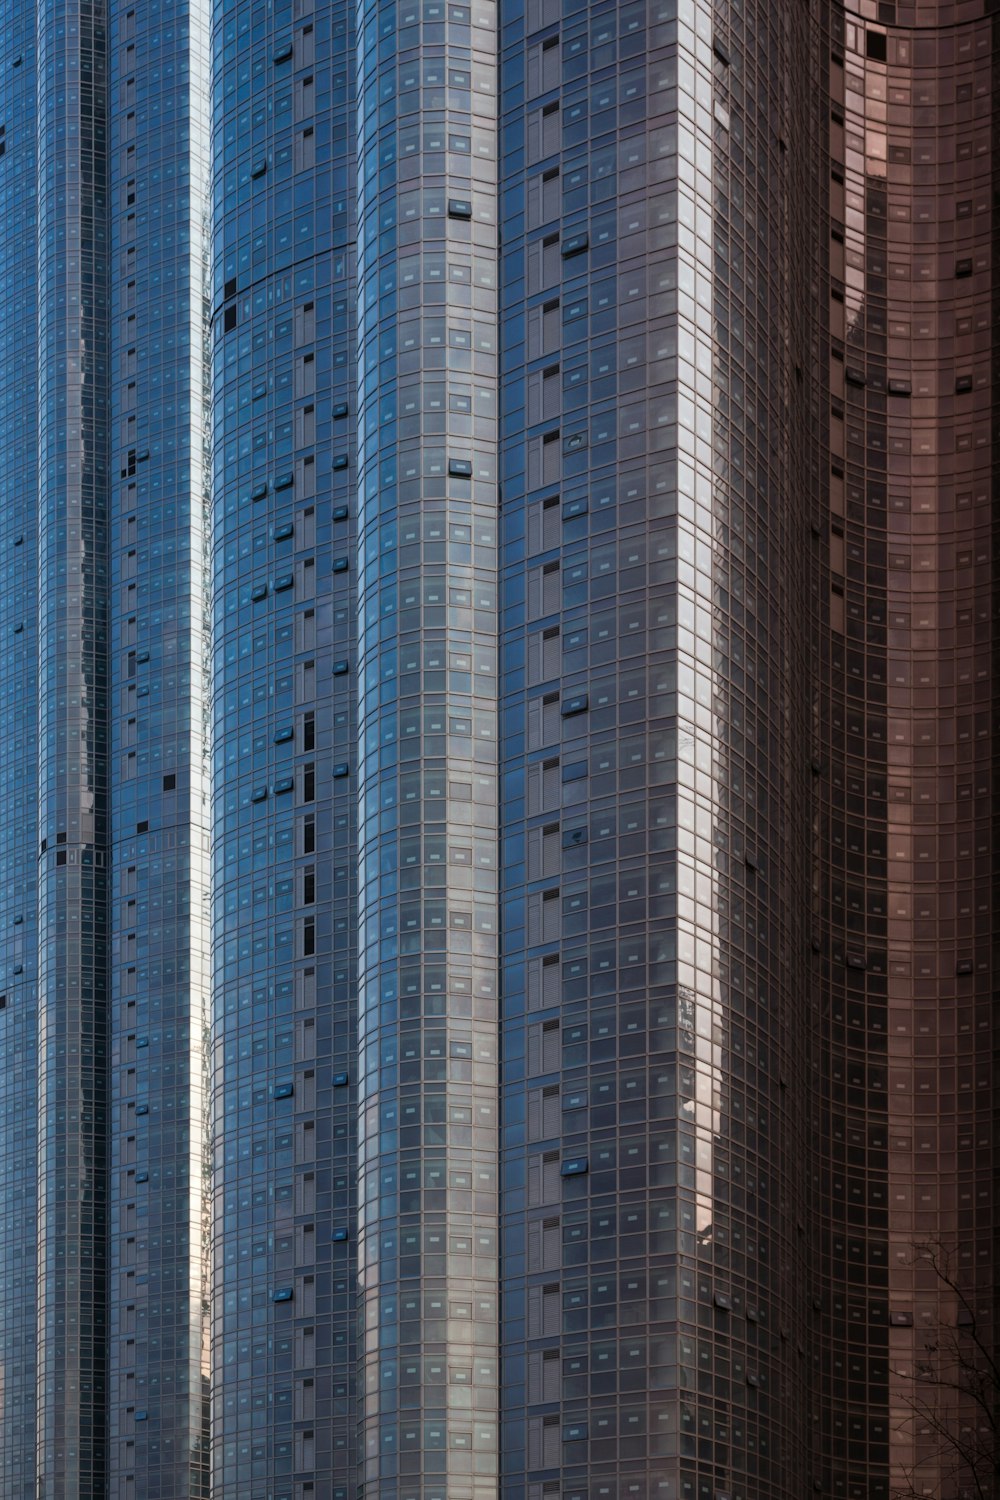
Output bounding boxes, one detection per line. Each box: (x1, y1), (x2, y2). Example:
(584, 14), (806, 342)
(2, 0), (212, 1488)
(2, 0), (212, 1491)
(812, 10), (998, 1500)
(0, 2), (996, 1500)
(208, 0), (359, 1490)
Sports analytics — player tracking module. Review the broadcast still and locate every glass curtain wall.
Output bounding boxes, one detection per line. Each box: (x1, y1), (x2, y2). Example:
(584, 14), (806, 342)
(497, 0), (814, 1496)
(0, 3), (40, 1494)
(106, 0), (214, 1490)
(208, 0), (360, 1489)
(813, 6), (1000, 1497)
(34, 0), (111, 1487)
(24, 0), (215, 1488)
(353, 0), (503, 1491)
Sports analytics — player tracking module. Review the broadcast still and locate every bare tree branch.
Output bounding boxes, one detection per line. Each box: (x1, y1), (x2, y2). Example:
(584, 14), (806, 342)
(889, 1242), (998, 1500)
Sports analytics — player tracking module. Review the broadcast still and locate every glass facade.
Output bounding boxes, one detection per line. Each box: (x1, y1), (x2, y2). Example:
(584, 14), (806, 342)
(106, 0), (213, 1489)
(208, 0), (359, 1490)
(812, 6), (998, 1498)
(497, 0), (814, 1494)
(0, 0), (39, 1492)
(0, 0), (997, 1498)
(34, 0), (111, 1484)
(3, 0), (213, 1491)
(355, 0), (502, 1492)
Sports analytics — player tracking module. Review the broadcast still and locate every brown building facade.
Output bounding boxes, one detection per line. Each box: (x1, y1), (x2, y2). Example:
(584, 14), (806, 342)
(812, 3), (998, 1497)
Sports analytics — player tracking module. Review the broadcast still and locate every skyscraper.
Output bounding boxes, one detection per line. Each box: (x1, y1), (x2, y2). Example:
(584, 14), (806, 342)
(2, 0), (212, 1491)
(0, 3), (996, 1500)
(0, 0), (40, 1491)
(812, 9), (998, 1499)
(208, 0), (359, 1489)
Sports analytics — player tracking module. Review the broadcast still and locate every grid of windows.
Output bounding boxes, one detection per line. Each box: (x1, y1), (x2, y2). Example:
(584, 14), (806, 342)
(813, 9), (997, 1498)
(0, 0), (39, 1491)
(208, 0), (359, 1490)
(497, 0), (814, 1495)
(106, 0), (213, 1491)
(1, 1), (997, 1498)
(354, 0), (502, 1490)
(34, 0), (112, 1489)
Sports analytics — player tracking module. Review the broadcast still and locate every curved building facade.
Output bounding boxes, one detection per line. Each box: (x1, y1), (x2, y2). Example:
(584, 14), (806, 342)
(0, 0), (997, 1498)
(352, 0), (503, 1485)
(207, 0), (360, 1490)
(812, 5), (999, 1497)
